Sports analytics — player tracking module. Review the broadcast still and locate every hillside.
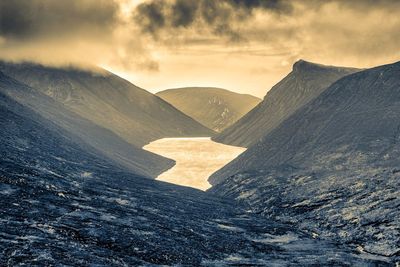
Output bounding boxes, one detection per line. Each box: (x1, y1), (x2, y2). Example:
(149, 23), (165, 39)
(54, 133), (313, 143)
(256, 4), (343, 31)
(0, 62), (213, 147)
(213, 60), (359, 147)
(209, 61), (400, 260)
(0, 71), (172, 178)
(157, 87), (260, 132)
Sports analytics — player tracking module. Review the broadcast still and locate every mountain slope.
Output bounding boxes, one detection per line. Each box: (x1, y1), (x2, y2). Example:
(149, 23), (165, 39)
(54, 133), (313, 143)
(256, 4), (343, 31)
(213, 60), (359, 147)
(0, 62), (213, 147)
(157, 87), (261, 132)
(0, 71), (173, 178)
(0, 76), (382, 265)
(209, 61), (400, 260)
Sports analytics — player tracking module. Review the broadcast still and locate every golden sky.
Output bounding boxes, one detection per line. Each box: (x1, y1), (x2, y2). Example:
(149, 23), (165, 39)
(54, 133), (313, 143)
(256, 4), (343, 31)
(1, 0), (400, 97)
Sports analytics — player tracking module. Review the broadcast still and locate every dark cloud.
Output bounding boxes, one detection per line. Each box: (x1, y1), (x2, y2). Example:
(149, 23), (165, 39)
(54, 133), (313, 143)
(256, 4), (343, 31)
(135, 1), (166, 34)
(134, 0), (293, 40)
(0, 0), (119, 40)
(134, 0), (400, 40)
(0, 0), (161, 72)
(228, 0), (292, 12)
(171, 0), (199, 27)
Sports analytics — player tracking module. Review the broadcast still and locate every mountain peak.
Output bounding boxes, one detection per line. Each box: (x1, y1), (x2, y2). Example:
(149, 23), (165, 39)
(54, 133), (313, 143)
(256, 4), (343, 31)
(292, 59), (325, 72)
(292, 60), (361, 74)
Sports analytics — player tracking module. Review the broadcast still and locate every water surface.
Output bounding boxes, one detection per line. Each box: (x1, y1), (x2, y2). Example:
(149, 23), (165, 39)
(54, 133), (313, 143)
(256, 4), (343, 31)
(143, 137), (246, 190)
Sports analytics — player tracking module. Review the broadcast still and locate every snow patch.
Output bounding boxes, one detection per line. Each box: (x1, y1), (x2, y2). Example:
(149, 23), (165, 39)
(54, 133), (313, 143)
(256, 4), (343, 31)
(80, 172), (93, 178)
(236, 189), (256, 200)
(253, 233), (299, 244)
(217, 224), (245, 232)
(115, 198), (129, 205)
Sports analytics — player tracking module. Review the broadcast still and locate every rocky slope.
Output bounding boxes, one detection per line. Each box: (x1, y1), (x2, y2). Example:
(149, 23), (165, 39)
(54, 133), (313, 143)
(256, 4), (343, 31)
(0, 62), (213, 147)
(157, 87), (261, 132)
(0, 78), (385, 265)
(0, 71), (172, 178)
(209, 61), (400, 262)
(213, 60), (359, 147)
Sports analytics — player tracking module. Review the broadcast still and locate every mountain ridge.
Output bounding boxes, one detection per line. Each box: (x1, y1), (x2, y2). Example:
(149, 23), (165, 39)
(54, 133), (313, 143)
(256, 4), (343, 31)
(213, 59), (360, 147)
(0, 70), (174, 178)
(0, 61), (214, 147)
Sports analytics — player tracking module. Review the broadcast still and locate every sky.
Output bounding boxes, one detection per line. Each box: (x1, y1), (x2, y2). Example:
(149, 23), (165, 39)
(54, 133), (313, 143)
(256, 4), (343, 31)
(1, 0), (400, 97)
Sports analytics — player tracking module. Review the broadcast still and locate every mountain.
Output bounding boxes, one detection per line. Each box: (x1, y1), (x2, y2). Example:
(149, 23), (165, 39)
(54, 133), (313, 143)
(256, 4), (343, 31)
(157, 87), (261, 132)
(209, 61), (400, 260)
(0, 62), (213, 147)
(0, 73), (382, 266)
(213, 60), (360, 147)
(0, 71), (173, 178)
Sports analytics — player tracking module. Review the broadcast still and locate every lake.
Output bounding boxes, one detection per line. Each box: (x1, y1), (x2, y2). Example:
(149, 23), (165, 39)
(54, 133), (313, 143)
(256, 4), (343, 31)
(143, 137), (246, 190)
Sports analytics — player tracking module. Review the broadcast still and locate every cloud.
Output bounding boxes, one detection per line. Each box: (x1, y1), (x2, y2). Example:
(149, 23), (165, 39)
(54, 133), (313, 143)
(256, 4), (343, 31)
(134, 0), (293, 41)
(132, 0), (400, 62)
(0, 0), (118, 39)
(0, 0), (158, 71)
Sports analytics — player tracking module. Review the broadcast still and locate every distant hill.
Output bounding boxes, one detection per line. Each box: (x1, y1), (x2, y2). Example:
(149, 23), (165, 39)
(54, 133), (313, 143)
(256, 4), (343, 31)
(213, 60), (359, 146)
(210, 61), (400, 259)
(157, 87), (261, 132)
(0, 62), (213, 147)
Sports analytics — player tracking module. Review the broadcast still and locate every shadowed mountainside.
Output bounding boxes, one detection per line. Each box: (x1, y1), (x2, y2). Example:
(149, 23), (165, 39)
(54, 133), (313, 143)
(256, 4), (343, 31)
(0, 62), (214, 147)
(0, 71), (173, 178)
(213, 60), (360, 147)
(209, 61), (400, 261)
(157, 87), (261, 132)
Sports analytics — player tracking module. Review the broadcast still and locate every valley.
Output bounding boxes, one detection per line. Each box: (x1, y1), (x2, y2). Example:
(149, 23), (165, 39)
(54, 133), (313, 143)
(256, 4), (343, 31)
(1, 1), (400, 266)
(1, 59), (398, 266)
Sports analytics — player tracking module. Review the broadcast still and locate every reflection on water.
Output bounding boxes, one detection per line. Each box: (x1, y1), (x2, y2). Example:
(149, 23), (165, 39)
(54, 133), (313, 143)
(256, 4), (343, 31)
(143, 137), (246, 190)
